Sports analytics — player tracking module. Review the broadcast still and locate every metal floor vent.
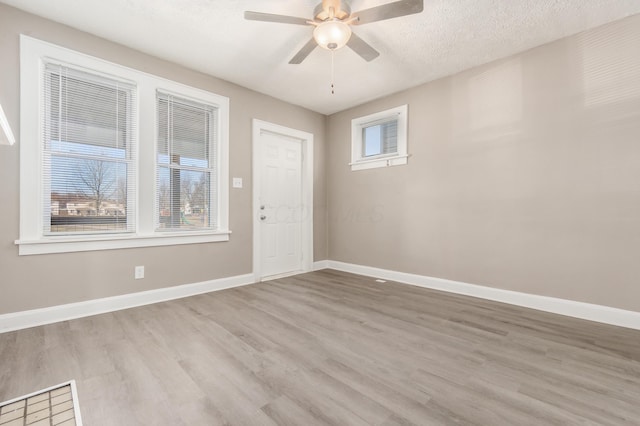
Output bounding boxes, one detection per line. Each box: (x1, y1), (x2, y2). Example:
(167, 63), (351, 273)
(0, 380), (83, 426)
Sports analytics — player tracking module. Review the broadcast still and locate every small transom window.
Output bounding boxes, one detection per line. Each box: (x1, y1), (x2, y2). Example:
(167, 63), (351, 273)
(351, 105), (408, 171)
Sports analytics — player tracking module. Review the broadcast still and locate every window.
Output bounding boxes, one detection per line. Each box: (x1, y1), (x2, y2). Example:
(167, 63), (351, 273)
(18, 36), (229, 255)
(43, 63), (137, 235)
(156, 92), (216, 231)
(351, 104), (408, 171)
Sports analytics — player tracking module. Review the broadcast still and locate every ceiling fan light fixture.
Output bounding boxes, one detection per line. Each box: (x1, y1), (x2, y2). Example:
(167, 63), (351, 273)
(313, 20), (352, 50)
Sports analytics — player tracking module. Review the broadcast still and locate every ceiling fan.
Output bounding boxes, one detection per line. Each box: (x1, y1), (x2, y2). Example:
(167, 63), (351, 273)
(244, 0), (424, 64)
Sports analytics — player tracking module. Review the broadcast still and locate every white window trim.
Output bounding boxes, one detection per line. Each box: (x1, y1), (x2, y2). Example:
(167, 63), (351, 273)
(17, 35), (230, 255)
(350, 104), (408, 171)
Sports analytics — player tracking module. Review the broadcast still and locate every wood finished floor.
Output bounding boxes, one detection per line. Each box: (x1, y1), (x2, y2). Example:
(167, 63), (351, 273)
(1, 269), (640, 425)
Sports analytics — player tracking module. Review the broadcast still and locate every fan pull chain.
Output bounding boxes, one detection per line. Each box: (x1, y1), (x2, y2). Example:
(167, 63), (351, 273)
(331, 50), (335, 95)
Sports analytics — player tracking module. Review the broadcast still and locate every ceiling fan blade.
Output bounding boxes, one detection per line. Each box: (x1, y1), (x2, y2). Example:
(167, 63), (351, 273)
(347, 32), (380, 62)
(244, 11), (310, 26)
(289, 38), (318, 64)
(351, 0), (423, 25)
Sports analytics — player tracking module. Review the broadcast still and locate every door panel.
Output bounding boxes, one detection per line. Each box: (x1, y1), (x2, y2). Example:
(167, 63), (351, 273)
(259, 131), (303, 278)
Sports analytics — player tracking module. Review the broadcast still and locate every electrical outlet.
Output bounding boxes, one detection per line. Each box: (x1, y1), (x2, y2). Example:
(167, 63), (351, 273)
(134, 266), (145, 279)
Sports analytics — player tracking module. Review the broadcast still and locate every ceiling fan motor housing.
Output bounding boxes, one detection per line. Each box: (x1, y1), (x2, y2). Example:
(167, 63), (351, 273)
(314, 1), (351, 21)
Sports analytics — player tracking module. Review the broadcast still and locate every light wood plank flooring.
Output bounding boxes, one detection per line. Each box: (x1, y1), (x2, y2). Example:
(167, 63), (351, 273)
(1, 269), (640, 425)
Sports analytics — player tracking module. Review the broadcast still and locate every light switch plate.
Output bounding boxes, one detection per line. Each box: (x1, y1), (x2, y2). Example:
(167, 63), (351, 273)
(232, 177), (243, 188)
(134, 266), (144, 279)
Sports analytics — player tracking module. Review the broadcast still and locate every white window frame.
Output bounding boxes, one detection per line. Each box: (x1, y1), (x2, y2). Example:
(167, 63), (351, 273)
(155, 90), (220, 233)
(350, 104), (408, 171)
(41, 62), (138, 237)
(17, 35), (230, 255)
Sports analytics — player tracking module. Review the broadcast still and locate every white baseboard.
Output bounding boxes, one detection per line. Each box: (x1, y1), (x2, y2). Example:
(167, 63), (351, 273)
(0, 273), (255, 334)
(5, 263), (639, 333)
(325, 261), (640, 331)
(313, 260), (329, 271)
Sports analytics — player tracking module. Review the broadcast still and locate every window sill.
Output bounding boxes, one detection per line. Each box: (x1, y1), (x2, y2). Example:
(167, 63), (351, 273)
(15, 230), (231, 255)
(350, 154), (408, 171)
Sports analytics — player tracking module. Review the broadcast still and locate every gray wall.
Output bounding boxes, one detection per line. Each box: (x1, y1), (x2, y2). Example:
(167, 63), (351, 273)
(0, 4), (327, 315)
(2, 4), (639, 317)
(327, 14), (640, 312)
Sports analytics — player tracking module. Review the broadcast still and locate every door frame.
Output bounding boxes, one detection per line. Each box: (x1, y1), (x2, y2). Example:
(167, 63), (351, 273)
(252, 119), (314, 282)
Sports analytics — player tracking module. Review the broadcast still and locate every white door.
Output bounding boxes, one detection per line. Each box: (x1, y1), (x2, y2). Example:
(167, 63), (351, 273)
(258, 131), (303, 278)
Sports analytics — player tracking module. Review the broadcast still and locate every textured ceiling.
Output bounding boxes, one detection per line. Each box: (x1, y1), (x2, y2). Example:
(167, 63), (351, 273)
(2, 0), (640, 114)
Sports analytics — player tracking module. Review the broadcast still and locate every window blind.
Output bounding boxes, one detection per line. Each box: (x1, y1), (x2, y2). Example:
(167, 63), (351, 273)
(156, 92), (217, 231)
(42, 62), (137, 235)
